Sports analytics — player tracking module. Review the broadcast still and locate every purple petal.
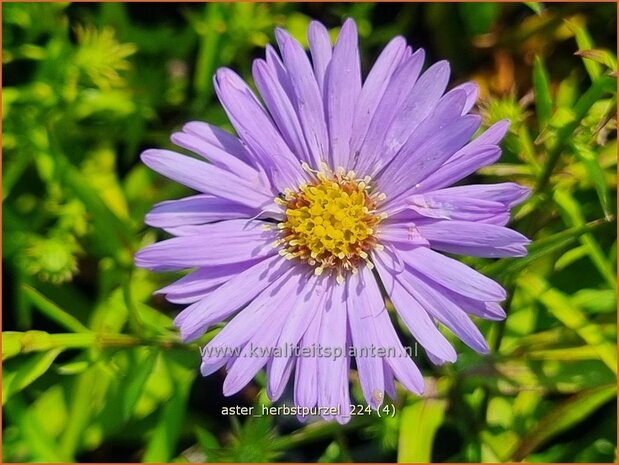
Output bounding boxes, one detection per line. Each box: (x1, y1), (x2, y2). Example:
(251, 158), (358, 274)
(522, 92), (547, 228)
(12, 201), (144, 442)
(276, 28), (329, 166)
(393, 193), (508, 225)
(362, 273), (425, 395)
(353, 49), (425, 175)
(382, 362), (398, 400)
(417, 220), (531, 257)
(307, 21), (332, 93)
(397, 268), (490, 353)
(374, 251), (457, 363)
(380, 60), (452, 167)
(214, 68), (305, 190)
(269, 276), (326, 399)
(325, 18), (361, 168)
(347, 269), (385, 408)
(449, 82), (479, 114)
(294, 302), (323, 409)
(222, 270), (310, 396)
(182, 121), (255, 166)
(157, 262), (253, 304)
(350, 36), (407, 158)
(418, 120), (509, 192)
(265, 44), (294, 100)
(436, 183), (531, 208)
(317, 282), (350, 423)
(266, 355), (296, 401)
(253, 59), (311, 163)
(394, 246), (506, 301)
(380, 115), (482, 204)
(377, 222), (430, 249)
(428, 281), (507, 321)
(141, 149), (273, 209)
(418, 144), (502, 193)
(197, 261), (297, 373)
(145, 195), (255, 229)
(179, 256), (292, 342)
(358, 265), (425, 393)
(170, 130), (259, 179)
(377, 87), (469, 179)
(135, 219), (277, 271)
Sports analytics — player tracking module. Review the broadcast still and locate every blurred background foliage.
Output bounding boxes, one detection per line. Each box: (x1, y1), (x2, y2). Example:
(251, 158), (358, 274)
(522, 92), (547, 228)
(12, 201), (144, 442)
(2, 2), (617, 463)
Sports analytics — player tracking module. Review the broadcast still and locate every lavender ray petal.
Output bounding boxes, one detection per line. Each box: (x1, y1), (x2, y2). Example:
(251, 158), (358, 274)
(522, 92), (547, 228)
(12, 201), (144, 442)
(145, 195), (256, 229)
(177, 256), (293, 343)
(135, 219), (278, 271)
(417, 220), (531, 257)
(140, 149), (274, 209)
(394, 246), (507, 301)
(276, 27), (329, 167)
(214, 68), (306, 190)
(325, 18), (361, 168)
(308, 20), (332, 93)
(374, 249), (457, 363)
(350, 36), (407, 158)
(353, 49), (425, 175)
(222, 270), (310, 396)
(347, 269), (386, 409)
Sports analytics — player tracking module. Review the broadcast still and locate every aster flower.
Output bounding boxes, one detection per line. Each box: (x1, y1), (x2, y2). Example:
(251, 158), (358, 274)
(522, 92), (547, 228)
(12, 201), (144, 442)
(136, 18), (530, 424)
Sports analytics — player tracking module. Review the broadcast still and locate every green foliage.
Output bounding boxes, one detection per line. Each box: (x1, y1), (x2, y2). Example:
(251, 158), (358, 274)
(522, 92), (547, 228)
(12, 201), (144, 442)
(2, 2), (616, 463)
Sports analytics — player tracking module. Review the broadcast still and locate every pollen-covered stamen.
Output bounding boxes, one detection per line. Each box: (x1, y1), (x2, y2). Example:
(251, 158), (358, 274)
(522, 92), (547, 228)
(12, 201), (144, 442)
(275, 165), (386, 278)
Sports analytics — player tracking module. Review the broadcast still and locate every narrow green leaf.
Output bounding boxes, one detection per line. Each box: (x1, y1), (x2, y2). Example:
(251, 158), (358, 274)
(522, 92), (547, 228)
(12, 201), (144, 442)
(570, 141), (612, 220)
(4, 394), (71, 462)
(59, 368), (100, 459)
(519, 273), (617, 373)
(533, 56), (553, 129)
(524, 2), (543, 15)
(121, 349), (159, 420)
(554, 244), (588, 271)
(575, 48), (618, 72)
(535, 75), (615, 193)
(3, 349), (63, 404)
(511, 384), (616, 460)
(192, 3), (223, 113)
(554, 190), (616, 288)
(568, 20), (602, 80)
(21, 284), (90, 333)
(397, 396), (447, 462)
(142, 355), (193, 462)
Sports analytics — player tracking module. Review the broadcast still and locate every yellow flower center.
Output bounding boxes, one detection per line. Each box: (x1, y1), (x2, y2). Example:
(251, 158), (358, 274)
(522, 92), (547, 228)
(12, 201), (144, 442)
(273, 164), (386, 283)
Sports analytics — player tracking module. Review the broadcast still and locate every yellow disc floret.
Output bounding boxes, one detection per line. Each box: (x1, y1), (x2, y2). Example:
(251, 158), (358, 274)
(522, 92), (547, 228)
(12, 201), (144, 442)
(273, 163), (386, 282)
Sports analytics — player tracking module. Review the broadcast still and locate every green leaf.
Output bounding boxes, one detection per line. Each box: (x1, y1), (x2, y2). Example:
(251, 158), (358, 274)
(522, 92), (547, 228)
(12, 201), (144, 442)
(121, 348), (159, 420)
(3, 349), (63, 404)
(4, 394), (71, 462)
(575, 48), (618, 72)
(192, 3), (223, 113)
(570, 141), (612, 220)
(553, 190), (616, 288)
(458, 3), (500, 36)
(510, 384), (616, 460)
(554, 244), (588, 271)
(518, 273), (617, 374)
(524, 2), (544, 15)
(142, 353), (194, 462)
(21, 284), (90, 333)
(568, 20), (602, 80)
(397, 395), (447, 462)
(533, 56), (553, 129)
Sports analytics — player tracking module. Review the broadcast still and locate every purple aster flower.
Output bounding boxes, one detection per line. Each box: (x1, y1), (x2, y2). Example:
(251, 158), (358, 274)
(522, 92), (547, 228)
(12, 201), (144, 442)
(136, 19), (530, 424)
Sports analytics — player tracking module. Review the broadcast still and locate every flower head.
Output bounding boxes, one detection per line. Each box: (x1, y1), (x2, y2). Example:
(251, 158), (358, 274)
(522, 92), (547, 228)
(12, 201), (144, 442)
(136, 19), (530, 424)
